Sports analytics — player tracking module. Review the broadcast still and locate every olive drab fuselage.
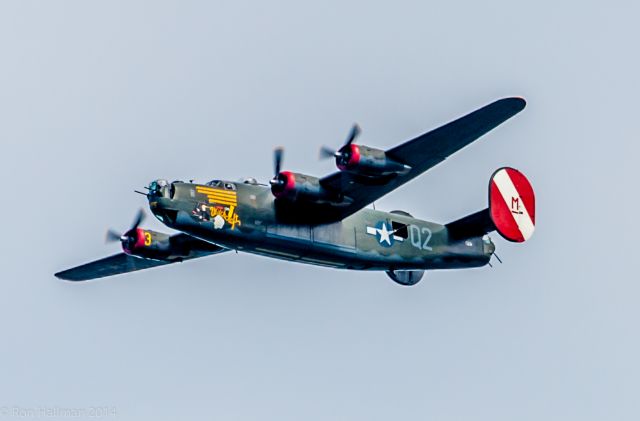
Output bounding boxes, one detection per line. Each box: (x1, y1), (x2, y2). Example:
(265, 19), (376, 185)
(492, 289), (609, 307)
(55, 98), (532, 283)
(148, 179), (495, 271)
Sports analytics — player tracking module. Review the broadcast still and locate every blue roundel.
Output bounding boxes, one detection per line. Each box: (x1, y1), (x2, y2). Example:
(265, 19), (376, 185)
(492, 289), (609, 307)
(365, 221), (397, 247)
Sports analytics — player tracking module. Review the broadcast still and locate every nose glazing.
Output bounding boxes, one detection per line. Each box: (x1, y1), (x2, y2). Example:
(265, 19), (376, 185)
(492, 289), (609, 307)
(148, 179), (169, 197)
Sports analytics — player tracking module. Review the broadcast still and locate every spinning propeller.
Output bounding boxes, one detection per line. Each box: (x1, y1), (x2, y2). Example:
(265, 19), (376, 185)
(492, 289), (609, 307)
(106, 209), (146, 251)
(269, 147), (297, 198)
(270, 147), (285, 188)
(319, 124), (361, 160)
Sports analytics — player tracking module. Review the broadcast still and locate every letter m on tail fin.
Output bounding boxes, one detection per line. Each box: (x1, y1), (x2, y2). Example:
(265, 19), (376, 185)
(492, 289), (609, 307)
(446, 167), (536, 243)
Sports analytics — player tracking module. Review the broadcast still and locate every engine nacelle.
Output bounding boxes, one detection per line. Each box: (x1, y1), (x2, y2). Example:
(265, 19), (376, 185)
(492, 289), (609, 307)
(120, 227), (223, 262)
(337, 144), (411, 176)
(121, 228), (174, 260)
(271, 171), (333, 202)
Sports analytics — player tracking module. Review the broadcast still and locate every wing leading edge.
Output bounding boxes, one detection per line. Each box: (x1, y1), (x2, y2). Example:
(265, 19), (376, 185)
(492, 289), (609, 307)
(55, 234), (228, 281)
(55, 253), (173, 281)
(319, 97), (526, 220)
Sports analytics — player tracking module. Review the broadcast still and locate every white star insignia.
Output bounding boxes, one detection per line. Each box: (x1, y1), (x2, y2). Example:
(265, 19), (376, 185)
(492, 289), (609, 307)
(378, 223), (392, 245)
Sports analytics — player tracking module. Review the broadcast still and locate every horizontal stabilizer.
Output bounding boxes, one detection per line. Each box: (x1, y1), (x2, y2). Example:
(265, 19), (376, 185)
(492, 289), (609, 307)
(446, 208), (494, 241)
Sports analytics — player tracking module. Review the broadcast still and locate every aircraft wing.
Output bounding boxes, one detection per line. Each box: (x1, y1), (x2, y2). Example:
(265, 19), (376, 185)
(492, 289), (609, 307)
(55, 234), (228, 281)
(319, 97), (526, 220)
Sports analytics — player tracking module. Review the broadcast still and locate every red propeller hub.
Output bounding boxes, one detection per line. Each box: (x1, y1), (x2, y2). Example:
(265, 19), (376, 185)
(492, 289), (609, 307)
(272, 171), (296, 199)
(337, 144), (361, 171)
(122, 228), (147, 254)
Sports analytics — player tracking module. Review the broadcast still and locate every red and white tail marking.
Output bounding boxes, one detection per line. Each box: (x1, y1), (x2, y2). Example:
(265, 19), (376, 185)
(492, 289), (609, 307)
(489, 167), (535, 243)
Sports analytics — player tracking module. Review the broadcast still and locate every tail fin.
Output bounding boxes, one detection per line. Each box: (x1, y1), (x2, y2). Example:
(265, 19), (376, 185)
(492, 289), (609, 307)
(446, 167), (535, 242)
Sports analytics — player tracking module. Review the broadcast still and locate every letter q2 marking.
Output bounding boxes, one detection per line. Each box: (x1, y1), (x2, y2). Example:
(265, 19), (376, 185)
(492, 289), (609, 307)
(409, 225), (432, 251)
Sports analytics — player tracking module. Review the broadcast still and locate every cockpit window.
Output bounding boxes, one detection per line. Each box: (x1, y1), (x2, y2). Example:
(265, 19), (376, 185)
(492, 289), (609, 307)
(205, 180), (236, 190)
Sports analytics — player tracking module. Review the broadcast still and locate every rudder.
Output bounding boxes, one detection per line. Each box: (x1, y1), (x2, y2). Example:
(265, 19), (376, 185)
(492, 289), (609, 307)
(489, 167), (535, 242)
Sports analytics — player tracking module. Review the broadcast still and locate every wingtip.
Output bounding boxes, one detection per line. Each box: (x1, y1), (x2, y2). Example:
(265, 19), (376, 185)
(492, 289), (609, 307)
(508, 96), (527, 109)
(54, 272), (69, 281)
(492, 97), (526, 114)
(54, 270), (81, 281)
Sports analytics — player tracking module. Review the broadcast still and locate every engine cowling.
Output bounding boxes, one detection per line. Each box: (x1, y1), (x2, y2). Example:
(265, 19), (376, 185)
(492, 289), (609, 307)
(336, 144), (411, 176)
(271, 171), (332, 202)
(121, 228), (174, 260)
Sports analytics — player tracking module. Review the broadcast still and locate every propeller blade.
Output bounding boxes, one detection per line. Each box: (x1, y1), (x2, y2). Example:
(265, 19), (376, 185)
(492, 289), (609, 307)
(130, 209), (145, 230)
(106, 229), (122, 243)
(344, 124), (361, 146)
(274, 147), (284, 176)
(319, 146), (337, 160)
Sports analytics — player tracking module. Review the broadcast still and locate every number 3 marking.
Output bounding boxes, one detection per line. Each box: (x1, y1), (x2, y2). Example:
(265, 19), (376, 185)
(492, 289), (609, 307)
(144, 232), (152, 246)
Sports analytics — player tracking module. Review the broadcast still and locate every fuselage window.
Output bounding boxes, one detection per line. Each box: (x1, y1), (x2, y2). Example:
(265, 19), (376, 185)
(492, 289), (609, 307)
(391, 221), (408, 239)
(224, 183), (236, 191)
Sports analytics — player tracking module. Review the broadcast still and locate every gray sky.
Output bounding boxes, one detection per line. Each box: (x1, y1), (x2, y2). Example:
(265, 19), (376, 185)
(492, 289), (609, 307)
(1, 1), (638, 420)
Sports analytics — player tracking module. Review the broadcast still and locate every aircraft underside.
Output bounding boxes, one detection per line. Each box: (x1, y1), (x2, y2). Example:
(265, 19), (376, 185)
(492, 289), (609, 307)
(166, 203), (494, 272)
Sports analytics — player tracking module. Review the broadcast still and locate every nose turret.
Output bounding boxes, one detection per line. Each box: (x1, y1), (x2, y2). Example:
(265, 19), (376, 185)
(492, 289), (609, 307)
(148, 179), (170, 198)
(147, 179), (179, 225)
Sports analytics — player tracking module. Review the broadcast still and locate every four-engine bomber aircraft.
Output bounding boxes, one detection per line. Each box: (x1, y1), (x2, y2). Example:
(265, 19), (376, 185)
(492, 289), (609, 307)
(55, 97), (535, 285)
